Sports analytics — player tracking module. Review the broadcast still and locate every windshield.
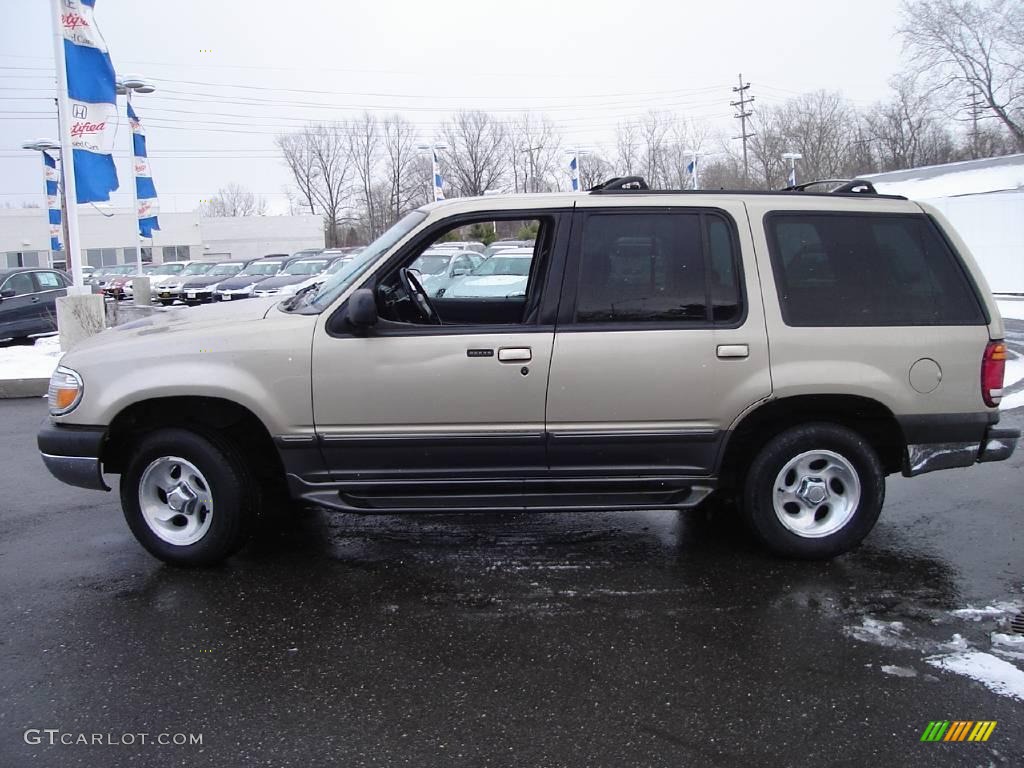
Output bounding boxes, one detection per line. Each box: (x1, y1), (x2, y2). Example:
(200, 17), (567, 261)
(301, 210), (427, 311)
(151, 263), (184, 275)
(284, 259), (328, 275)
(324, 258), (349, 275)
(208, 263), (243, 276)
(240, 261), (283, 276)
(471, 256), (531, 276)
(181, 263), (214, 276)
(410, 254), (451, 275)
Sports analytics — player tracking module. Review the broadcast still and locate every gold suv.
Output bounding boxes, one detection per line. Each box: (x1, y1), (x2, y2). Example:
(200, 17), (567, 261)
(38, 177), (1019, 565)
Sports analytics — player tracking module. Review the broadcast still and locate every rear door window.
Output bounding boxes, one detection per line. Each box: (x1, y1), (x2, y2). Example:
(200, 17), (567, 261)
(766, 213), (986, 326)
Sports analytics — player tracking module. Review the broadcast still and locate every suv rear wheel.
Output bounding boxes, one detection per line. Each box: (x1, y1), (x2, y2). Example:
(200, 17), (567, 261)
(741, 423), (884, 559)
(120, 427), (258, 566)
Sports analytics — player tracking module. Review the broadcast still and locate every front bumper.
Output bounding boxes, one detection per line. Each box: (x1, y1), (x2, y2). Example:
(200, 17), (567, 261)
(37, 422), (109, 491)
(904, 424), (1020, 477)
(183, 289), (216, 303)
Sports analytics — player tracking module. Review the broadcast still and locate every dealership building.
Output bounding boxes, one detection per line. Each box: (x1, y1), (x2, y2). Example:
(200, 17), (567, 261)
(0, 207), (324, 271)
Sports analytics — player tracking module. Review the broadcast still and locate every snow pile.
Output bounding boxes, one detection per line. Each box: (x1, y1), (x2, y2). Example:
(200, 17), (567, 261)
(846, 617), (909, 648)
(951, 603), (1018, 621)
(926, 651), (1024, 701)
(997, 298), (1024, 321)
(870, 159), (1024, 200)
(0, 336), (62, 380)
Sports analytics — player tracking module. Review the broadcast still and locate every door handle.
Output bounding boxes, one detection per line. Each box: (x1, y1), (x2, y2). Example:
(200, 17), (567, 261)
(717, 344), (749, 359)
(498, 347), (531, 363)
(30, 297), (40, 303)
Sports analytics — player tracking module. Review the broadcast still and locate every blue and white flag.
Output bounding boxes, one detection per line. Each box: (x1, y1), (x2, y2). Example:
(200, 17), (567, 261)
(686, 160), (695, 175)
(787, 167), (796, 187)
(43, 152), (62, 251)
(128, 101), (160, 237)
(61, 0), (119, 203)
(432, 148), (445, 202)
(569, 154), (580, 192)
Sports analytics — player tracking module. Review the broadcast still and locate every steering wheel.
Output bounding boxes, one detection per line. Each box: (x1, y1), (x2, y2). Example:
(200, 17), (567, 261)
(399, 268), (442, 325)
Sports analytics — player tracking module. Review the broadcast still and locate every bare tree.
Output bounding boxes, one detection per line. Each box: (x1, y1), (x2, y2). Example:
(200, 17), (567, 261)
(381, 115), (422, 225)
(510, 113), (564, 192)
(275, 132), (319, 214)
(198, 183), (267, 217)
(278, 124), (352, 246)
(614, 120), (640, 176)
(746, 107), (789, 189)
(777, 90), (859, 181)
(900, 0), (1024, 150)
(577, 152), (612, 191)
(864, 75), (959, 170)
(440, 110), (508, 196)
(348, 112), (384, 238)
(639, 111), (672, 186)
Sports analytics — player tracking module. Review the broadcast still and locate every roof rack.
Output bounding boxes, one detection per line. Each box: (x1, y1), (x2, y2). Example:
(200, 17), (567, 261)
(585, 175), (902, 199)
(588, 176), (650, 192)
(780, 178), (879, 194)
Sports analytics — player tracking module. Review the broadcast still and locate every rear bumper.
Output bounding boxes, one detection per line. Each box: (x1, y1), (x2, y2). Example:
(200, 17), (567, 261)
(903, 424), (1020, 477)
(37, 422), (109, 491)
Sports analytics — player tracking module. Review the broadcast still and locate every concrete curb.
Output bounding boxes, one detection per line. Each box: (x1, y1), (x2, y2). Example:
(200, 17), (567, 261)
(0, 378), (48, 399)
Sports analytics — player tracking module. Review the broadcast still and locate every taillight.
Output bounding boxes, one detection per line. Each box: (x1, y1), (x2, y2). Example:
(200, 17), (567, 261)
(982, 341), (1006, 407)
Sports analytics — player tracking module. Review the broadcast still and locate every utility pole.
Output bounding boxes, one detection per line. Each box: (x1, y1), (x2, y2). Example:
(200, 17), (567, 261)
(966, 88), (985, 160)
(731, 73), (755, 185)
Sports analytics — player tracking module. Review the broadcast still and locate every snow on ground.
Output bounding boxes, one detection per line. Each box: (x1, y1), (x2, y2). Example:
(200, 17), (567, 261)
(926, 651), (1024, 702)
(869, 159), (1024, 200)
(0, 336), (62, 380)
(997, 298), (1024, 321)
(951, 603), (1019, 621)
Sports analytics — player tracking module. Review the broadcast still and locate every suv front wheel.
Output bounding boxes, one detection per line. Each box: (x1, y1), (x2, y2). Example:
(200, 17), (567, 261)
(742, 423), (884, 559)
(121, 427), (258, 566)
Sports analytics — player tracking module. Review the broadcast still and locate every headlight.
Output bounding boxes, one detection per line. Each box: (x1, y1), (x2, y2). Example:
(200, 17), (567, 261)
(241, 284), (255, 294)
(48, 365), (83, 415)
(279, 284), (299, 295)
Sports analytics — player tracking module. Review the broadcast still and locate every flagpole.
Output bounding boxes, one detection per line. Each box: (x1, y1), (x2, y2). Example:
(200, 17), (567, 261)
(125, 90), (143, 274)
(50, 0), (86, 294)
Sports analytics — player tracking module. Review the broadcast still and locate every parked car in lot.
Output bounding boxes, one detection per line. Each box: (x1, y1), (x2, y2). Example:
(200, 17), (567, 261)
(155, 262), (219, 305)
(484, 239), (533, 257)
(0, 267), (69, 340)
(146, 261), (193, 294)
(38, 177), (1019, 566)
(253, 255), (341, 297)
(181, 261), (250, 305)
(90, 264), (135, 294)
(406, 248), (485, 297)
(212, 255), (293, 301)
(104, 265), (158, 301)
(437, 247), (532, 298)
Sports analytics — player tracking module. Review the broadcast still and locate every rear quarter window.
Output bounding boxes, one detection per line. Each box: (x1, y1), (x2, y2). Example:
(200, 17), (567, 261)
(765, 212), (986, 327)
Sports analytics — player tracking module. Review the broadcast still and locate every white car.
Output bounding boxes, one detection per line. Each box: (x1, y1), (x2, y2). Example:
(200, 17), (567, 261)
(411, 249), (484, 297)
(438, 248), (533, 298)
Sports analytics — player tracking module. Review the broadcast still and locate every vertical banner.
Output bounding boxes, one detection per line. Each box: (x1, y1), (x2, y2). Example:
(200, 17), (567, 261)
(569, 153), (580, 192)
(61, 0), (119, 202)
(43, 152), (63, 251)
(128, 101), (160, 237)
(432, 149), (445, 202)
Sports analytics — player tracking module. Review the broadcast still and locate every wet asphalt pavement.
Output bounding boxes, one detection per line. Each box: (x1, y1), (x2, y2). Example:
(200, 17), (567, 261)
(1, 353), (1023, 766)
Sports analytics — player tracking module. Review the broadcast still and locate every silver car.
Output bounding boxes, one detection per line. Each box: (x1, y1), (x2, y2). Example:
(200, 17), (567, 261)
(438, 248), (532, 298)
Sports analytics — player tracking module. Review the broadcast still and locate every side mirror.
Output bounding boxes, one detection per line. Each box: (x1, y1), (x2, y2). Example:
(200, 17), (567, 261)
(451, 267), (470, 277)
(0, 288), (14, 301)
(346, 288), (378, 328)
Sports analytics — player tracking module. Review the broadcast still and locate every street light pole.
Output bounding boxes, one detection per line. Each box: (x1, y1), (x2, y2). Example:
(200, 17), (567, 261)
(117, 75), (155, 274)
(22, 138), (63, 267)
(782, 152), (803, 188)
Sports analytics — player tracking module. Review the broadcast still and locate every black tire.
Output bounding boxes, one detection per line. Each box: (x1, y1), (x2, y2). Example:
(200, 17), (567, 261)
(741, 423), (884, 559)
(159, 299), (173, 306)
(120, 427), (259, 566)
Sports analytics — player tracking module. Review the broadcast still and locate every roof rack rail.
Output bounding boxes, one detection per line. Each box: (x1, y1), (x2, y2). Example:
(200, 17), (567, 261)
(589, 176), (650, 192)
(781, 178), (879, 195)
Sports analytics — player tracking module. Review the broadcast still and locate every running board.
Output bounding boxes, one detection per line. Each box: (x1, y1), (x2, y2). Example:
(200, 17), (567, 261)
(288, 474), (715, 514)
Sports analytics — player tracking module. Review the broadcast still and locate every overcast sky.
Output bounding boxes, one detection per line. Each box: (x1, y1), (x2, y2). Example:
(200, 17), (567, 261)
(1, 0), (907, 214)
